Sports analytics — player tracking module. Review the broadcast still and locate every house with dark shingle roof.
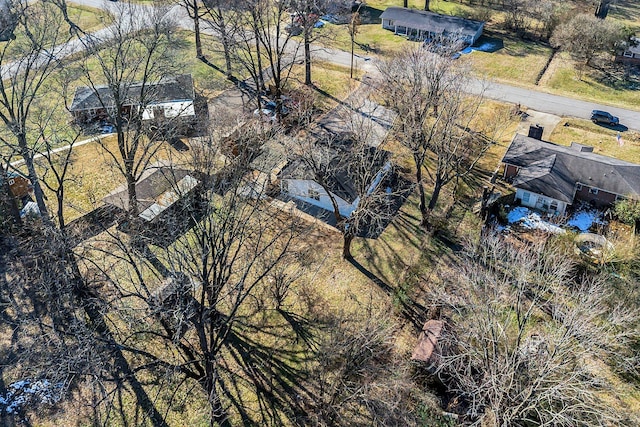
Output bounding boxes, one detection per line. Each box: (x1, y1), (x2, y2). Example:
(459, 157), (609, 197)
(379, 7), (484, 45)
(69, 74), (196, 126)
(278, 93), (395, 222)
(501, 133), (640, 215)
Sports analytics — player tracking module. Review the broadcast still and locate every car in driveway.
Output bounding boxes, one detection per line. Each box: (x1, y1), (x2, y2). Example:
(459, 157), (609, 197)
(591, 110), (619, 126)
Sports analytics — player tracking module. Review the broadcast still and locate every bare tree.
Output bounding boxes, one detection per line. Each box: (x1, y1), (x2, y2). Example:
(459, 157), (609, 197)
(236, 0), (298, 113)
(302, 304), (437, 426)
(432, 232), (632, 425)
(175, 0), (207, 59)
(377, 45), (508, 229)
(202, 0), (241, 78)
(35, 129), (80, 231)
(0, 0), (74, 224)
(77, 127), (311, 425)
(74, 2), (180, 218)
(550, 13), (627, 66)
(289, 0), (329, 85)
(292, 92), (397, 259)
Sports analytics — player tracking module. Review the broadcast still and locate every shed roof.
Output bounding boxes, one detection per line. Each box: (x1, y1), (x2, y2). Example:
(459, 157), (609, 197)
(70, 74), (195, 112)
(103, 163), (199, 221)
(380, 7), (483, 37)
(502, 134), (640, 202)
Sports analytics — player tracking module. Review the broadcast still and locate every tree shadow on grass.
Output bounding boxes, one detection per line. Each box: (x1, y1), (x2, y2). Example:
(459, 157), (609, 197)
(0, 234), (169, 427)
(348, 257), (427, 331)
(224, 327), (315, 425)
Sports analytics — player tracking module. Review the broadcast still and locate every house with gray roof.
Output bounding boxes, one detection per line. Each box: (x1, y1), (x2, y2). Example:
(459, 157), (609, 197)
(278, 90), (395, 222)
(69, 74), (196, 126)
(502, 133), (640, 215)
(103, 163), (200, 222)
(379, 7), (484, 45)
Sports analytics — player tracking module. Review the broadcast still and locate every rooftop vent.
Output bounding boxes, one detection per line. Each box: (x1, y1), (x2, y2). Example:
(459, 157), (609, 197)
(570, 142), (594, 153)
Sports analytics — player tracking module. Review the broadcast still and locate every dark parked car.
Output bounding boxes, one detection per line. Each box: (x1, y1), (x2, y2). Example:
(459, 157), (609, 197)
(591, 110), (619, 125)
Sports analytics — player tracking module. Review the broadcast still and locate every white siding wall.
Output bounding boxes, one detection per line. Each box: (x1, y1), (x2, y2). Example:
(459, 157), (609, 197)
(282, 179), (355, 217)
(142, 101), (195, 120)
(515, 188), (567, 215)
(382, 19), (394, 31)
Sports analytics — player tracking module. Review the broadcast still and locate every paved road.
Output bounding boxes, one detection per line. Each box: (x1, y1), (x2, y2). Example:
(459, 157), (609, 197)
(301, 45), (640, 131)
(469, 80), (640, 131)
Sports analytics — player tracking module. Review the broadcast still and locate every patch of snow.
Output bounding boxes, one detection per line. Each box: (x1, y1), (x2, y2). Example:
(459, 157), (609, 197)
(506, 207), (565, 234)
(0, 379), (63, 414)
(567, 210), (605, 232)
(506, 207), (529, 223)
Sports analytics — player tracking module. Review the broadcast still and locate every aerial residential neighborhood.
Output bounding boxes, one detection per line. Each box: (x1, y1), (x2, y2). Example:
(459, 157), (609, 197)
(1, 0), (639, 426)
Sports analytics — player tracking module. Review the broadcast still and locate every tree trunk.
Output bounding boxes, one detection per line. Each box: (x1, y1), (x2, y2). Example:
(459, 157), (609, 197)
(304, 29), (312, 85)
(422, 179), (443, 228)
(1, 167), (21, 225)
(428, 179), (442, 212)
(415, 159), (428, 226)
(126, 171), (138, 217)
(342, 231), (354, 260)
(56, 188), (65, 230)
(218, 11), (233, 78)
(403, 0), (408, 7)
(194, 3), (203, 59)
(424, 0), (430, 11)
(254, 25), (265, 93)
(350, 37), (355, 79)
(19, 139), (51, 225)
(204, 365), (231, 427)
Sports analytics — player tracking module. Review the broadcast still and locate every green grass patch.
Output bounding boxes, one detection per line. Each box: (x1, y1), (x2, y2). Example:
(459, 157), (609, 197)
(549, 118), (640, 162)
(462, 32), (553, 85)
(608, 0), (640, 32)
(67, 3), (111, 33)
(545, 55), (640, 111)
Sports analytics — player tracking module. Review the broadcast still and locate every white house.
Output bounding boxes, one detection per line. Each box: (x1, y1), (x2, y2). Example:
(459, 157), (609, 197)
(617, 36), (640, 64)
(70, 74), (196, 126)
(280, 157), (392, 218)
(379, 7), (484, 45)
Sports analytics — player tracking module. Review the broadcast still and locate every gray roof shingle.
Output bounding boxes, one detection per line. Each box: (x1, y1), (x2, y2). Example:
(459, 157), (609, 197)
(502, 134), (640, 202)
(70, 74), (194, 112)
(379, 7), (483, 37)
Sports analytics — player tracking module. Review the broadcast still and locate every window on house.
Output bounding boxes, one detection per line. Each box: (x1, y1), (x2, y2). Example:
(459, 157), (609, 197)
(541, 198), (550, 210)
(521, 192), (530, 203)
(8, 179), (14, 186)
(624, 51), (633, 57)
(550, 201), (558, 212)
(615, 194), (625, 202)
(308, 188), (320, 200)
(589, 187), (598, 195)
(576, 183), (582, 191)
